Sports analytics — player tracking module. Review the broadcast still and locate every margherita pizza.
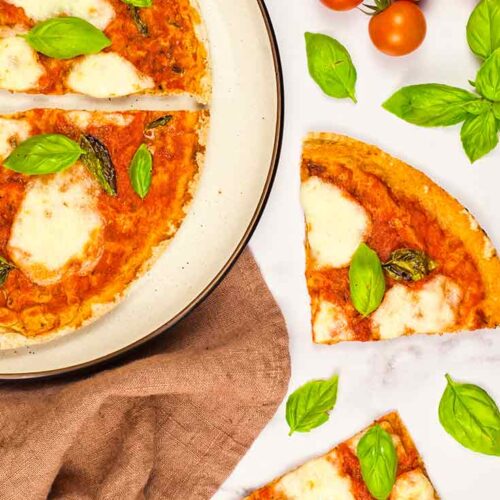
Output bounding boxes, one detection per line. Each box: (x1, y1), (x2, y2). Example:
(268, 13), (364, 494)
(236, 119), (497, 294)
(0, 108), (208, 348)
(301, 133), (500, 344)
(247, 412), (438, 499)
(0, 0), (210, 101)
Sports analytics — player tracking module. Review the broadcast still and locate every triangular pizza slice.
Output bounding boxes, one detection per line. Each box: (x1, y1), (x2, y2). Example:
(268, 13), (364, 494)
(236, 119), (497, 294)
(301, 133), (500, 344)
(247, 412), (438, 499)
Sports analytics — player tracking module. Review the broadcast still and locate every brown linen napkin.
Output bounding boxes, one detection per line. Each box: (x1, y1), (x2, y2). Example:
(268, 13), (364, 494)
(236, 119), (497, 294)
(0, 249), (290, 500)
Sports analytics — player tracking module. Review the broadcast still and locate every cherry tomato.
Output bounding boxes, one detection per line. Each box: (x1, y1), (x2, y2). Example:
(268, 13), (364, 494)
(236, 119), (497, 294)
(320, 0), (363, 11)
(369, 1), (427, 56)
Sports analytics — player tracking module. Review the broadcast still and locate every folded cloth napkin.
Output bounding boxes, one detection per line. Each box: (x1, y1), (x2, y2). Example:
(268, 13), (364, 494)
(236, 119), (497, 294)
(0, 249), (290, 500)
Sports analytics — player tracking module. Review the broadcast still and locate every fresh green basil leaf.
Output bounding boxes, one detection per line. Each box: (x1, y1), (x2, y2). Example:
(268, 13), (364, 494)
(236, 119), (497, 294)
(121, 0), (153, 6)
(349, 243), (386, 316)
(129, 144), (153, 199)
(383, 84), (482, 127)
(460, 109), (499, 162)
(286, 375), (339, 436)
(357, 425), (398, 500)
(3, 134), (83, 175)
(79, 135), (117, 196)
(476, 48), (500, 101)
(0, 256), (15, 287)
(23, 17), (111, 60)
(467, 0), (500, 60)
(493, 101), (500, 119)
(464, 99), (492, 116)
(439, 374), (500, 456)
(304, 32), (357, 102)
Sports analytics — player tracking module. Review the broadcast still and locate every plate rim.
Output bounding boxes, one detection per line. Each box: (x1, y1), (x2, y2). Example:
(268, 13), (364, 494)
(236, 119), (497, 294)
(0, 0), (284, 381)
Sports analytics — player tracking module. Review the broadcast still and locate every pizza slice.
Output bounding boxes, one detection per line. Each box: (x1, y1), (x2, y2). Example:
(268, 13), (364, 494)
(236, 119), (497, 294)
(247, 412), (438, 499)
(0, 0), (210, 101)
(301, 133), (500, 344)
(0, 108), (208, 348)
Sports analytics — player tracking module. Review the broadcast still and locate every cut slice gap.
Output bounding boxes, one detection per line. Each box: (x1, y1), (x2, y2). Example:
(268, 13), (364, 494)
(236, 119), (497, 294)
(301, 133), (500, 344)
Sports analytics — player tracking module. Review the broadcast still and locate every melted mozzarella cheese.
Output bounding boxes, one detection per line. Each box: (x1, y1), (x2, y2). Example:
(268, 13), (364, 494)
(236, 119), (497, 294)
(8, 164), (104, 286)
(0, 36), (44, 91)
(372, 275), (462, 340)
(0, 118), (30, 160)
(275, 453), (355, 500)
(313, 300), (353, 343)
(5, 0), (115, 30)
(301, 176), (369, 269)
(390, 469), (436, 500)
(66, 53), (154, 98)
(66, 111), (134, 130)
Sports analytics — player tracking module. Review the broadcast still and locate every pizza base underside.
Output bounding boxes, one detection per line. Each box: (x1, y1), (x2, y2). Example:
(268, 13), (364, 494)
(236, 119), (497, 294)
(0, 109), (209, 350)
(246, 411), (439, 499)
(302, 133), (500, 344)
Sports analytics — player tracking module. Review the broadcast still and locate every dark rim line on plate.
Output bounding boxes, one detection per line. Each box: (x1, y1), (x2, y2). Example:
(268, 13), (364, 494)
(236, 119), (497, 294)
(0, 0), (285, 380)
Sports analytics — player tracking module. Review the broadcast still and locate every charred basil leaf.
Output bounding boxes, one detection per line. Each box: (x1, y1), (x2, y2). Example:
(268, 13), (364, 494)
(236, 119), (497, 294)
(128, 6), (149, 36)
(145, 114), (173, 130)
(129, 144), (153, 199)
(23, 17), (111, 59)
(4, 134), (84, 175)
(382, 248), (437, 282)
(0, 257), (15, 287)
(79, 135), (117, 196)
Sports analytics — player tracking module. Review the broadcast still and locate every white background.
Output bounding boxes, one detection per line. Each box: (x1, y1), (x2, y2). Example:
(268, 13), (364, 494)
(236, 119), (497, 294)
(215, 0), (500, 498)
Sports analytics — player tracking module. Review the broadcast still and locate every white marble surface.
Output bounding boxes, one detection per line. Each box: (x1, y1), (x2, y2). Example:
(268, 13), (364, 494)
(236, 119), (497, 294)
(214, 0), (500, 498)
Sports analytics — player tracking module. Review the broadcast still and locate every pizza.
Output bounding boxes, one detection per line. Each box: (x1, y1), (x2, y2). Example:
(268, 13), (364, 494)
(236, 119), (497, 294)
(301, 133), (500, 344)
(0, 0), (210, 101)
(246, 412), (438, 499)
(0, 108), (208, 348)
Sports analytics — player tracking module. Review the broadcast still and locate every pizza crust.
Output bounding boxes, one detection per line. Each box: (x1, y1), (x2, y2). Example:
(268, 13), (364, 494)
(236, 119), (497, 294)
(303, 132), (500, 330)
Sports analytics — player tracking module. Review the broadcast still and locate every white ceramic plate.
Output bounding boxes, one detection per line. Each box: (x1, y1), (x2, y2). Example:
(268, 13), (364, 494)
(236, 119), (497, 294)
(0, 0), (283, 378)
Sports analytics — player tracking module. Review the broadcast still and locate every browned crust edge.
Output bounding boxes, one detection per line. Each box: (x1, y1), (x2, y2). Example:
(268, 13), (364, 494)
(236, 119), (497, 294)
(302, 132), (500, 331)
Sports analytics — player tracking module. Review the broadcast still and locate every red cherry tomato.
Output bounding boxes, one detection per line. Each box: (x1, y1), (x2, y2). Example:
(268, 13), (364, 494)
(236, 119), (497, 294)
(369, 1), (427, 56)
(321, 0), (364, 11)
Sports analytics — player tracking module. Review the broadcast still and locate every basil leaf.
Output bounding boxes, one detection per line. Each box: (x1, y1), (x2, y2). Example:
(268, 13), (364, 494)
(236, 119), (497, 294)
(383, 84), (483, 127)
(304, 32), (357, 102)
(383, 248), (437, 282)
(0, 257), (15, 287)
(145, 114), (173, 130)
(460, 109), (499, 162)
(464, 99), (492, 116)
(357, 425), (398, 500)
(79, 135), (117, 196)
(23, 17), (111, 60)
(349, 243), (386, 316)
(467, 0), (500, 60)
(476, 48), (500, 101)
(3, 134), (83, 175)
(129, 144), (152, 199)
(439, 374), (500, 456)
(493, 102), (500, 120)
(129, 6), (149, 36)
(286, 375), (339, 436)
(121, 0), (153, 6)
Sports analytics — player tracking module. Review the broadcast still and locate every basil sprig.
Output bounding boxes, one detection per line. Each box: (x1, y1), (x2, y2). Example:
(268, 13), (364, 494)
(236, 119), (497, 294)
(3, 134), (84, 175)
(349, 243), (386, 316)
(305, 32), (357, 103)
(439, 374), (500, 456)
(23, 17), (111, 60)
(357, 425), (398, 500)
(129, 144), (153, 199)
(384, 0), (500, 163)
(285, 375), (339, 436)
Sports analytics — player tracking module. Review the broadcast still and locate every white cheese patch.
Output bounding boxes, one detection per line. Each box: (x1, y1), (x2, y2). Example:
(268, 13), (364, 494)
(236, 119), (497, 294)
(5, 0), (115, 30)
(66, 111), (134, 130)
(313, 300), (353, 343)
(66, 53), (155, 98)
(275, 453), (355, 500)
(301, 176), (369, 269)
(8, 164), (104, 286)
(0, 118), (30, 160)
(372, 275), (462, 340)
(0, 36), (44, 91)
(390, 469), (436, 500)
